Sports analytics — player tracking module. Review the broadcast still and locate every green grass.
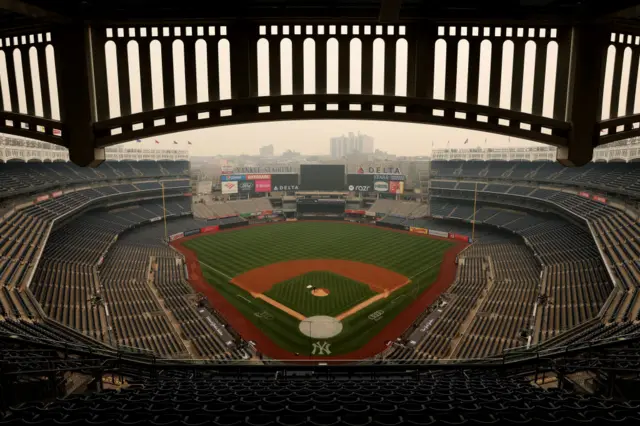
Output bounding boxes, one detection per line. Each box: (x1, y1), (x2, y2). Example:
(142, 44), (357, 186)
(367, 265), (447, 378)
(264, 271), (377, 317)
(185, 222), (454, 356)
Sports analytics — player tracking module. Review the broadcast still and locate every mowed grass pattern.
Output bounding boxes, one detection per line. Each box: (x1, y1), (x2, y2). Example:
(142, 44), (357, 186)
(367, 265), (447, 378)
(185, 222), (454, 355)
(264, 271), (378, 317)
(184, 222), (452, 277)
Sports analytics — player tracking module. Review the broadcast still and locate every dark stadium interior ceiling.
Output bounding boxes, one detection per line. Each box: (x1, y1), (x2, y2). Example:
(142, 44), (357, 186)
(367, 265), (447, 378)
(0, 0), (639, 28)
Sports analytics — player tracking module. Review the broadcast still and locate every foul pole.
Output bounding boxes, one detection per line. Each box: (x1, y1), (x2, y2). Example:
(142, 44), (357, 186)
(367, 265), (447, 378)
(472, 181), (478, 241)
(162, 182), (168, 242)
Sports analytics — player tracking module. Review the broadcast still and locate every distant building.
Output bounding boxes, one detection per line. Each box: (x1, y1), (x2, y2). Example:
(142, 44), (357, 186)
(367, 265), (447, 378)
(259, 144), (274, 156)
(330, 132), (374, 158)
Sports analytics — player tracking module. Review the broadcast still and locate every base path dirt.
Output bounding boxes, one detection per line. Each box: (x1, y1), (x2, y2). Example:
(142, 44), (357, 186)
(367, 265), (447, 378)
(230, 259), (409, 295)
(253, 293), (306, 321)
(171, 220), (468, 361)
(335, 290), (389, 321)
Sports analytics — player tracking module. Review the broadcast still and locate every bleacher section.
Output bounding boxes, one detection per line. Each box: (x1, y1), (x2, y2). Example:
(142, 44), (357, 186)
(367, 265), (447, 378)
(0, 160), (189, 197)
(390, 238), (540, 361)
(192, 197), (273, 219)
(431, 160), (640, 198)
(367, 199), (429, 217)
(429, 159), (640, 348)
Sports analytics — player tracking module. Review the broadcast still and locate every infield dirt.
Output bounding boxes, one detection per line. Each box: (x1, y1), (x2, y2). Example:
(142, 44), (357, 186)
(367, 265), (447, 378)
(230, 259), (409, 295)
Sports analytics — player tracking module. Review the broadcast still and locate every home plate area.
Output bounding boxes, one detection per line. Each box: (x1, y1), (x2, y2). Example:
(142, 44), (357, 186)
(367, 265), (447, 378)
(299, 316), (343, 339)
(228, 259), (413, 355)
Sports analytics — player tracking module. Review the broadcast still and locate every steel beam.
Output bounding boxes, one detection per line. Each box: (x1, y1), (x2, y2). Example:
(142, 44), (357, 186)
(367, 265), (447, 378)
(0, 0), (69, 22)
(379, 0), (403, 22)
(54, 24), (105, 167)
(557, 25), (609, 167)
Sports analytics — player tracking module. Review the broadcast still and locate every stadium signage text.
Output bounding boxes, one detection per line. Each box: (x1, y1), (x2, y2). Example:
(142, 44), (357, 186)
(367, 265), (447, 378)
(357, 166), (401, 174)
(239, 181), (255, 192)
(348, 185), (371, 191)
(234, 167), (294, 173)
(272, 184), (299, 191)
(374, 181), (389, 192)
(373, 174), (406, 181)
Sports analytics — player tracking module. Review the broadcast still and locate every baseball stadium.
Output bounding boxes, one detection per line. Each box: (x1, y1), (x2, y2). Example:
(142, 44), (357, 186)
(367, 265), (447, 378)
(2, 1), (640, 424)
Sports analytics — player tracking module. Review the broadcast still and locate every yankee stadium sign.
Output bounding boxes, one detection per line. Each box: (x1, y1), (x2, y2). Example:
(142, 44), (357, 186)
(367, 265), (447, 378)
(233, 166), (295, 173)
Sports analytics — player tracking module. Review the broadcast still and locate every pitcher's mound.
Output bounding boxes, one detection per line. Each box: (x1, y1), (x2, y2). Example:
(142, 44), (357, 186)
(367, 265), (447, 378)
(312, 288), (330, 297)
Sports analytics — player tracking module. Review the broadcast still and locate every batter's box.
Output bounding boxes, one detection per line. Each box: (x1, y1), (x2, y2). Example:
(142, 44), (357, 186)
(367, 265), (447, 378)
(254, 311), (273, 320)
(368, 310), (384, 321)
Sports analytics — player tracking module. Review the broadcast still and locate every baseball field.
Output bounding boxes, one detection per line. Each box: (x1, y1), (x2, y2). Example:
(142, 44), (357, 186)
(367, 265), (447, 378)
(177, 221), (456, 357)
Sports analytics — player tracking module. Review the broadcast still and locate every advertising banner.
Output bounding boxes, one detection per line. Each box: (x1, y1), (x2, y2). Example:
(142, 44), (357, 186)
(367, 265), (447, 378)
(262, 210), (273, 215)
(374, 180), (389, 192)
(246, 174), (271, 180)
(221, 174), (246, 181)
(578, 191), (590, 198)
(221, 165), (233, 174)
(410, 227), (428, 234)
(373, 174), (406, 181)
(389, 181), (405, 194)
(272, 210), (283, 214)
(200, 225), (220, 233)
(238, 180), (255, 193)
(240, 212), (253, 218)
(348, 184), (371, 191)
(345, 209), (366, 215)
(222, 181), (238, 194)
(592, 195), (607, 204)
(429, 230), (449, 238)
(365, 211), (376, 217)
(52, 191), (63, 198)
(452, 233), (470, 242)
(184, 229), (201, 237)
(169, 232), (184, 241)
(271, 174), (300, 191)
(184, 192), (192, 197)
(150, 217), (162, 223)
(36, 194), (50, 202)
(255, 180), (272, 192)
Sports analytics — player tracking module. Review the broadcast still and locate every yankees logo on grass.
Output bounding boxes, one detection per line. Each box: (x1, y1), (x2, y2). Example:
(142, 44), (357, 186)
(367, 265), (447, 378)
(311, 341), (332, 355)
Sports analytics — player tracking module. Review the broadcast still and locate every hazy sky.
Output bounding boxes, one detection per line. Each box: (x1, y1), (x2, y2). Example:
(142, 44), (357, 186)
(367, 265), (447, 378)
(1, 25), (625, 157)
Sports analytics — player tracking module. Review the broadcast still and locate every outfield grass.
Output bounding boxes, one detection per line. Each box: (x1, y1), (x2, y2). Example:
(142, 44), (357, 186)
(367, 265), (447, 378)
(264, 271), (377, 317)
(185, 222), (454, 356)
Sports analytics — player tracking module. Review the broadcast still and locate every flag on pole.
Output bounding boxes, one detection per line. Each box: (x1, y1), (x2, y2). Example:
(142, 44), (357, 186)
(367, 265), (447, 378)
(464, 138), (469, 144)
(173, 141), (178, 145)
(155, 140), (159, 144)
(188, 141), (192, 145)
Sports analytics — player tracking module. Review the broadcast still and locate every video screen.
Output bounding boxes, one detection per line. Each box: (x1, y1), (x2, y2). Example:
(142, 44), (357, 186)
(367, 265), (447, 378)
(300, 165), (345, 190)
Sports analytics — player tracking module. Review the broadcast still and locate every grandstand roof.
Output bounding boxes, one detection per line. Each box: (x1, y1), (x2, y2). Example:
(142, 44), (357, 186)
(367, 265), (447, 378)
(0, 0), (638, 31)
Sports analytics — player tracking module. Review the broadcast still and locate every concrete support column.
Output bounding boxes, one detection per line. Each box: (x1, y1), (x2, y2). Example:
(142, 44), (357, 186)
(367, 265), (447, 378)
(55, 24), (105, 167)
(557, 24), (609, 167)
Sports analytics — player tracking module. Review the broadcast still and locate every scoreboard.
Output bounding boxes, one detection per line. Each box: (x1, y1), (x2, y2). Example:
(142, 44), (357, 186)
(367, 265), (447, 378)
(300, 165), (345, 191)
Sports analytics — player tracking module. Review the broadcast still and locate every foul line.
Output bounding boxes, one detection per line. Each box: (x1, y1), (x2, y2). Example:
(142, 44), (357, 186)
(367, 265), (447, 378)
(335, 260), (443, 322)
(409, 260), (444, 280)
(199, 260), (305, 322)
(198, 260), (235, 281)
